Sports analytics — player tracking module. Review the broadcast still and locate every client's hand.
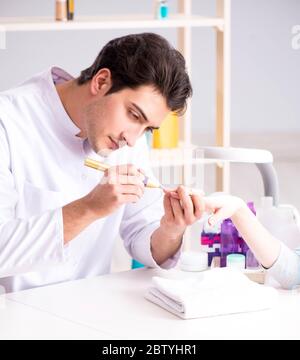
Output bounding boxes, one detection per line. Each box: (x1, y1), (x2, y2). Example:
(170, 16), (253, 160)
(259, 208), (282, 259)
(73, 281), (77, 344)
(203, 195), (247, 225)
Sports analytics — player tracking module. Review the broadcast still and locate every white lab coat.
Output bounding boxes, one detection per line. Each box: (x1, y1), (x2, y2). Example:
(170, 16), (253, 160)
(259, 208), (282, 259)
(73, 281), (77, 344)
(0, 67), (180, 292)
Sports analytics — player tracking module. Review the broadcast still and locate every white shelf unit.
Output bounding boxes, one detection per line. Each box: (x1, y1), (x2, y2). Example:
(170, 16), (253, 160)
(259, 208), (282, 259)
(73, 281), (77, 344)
(0, 0), (231, 250)
(0, 14), (225, 32)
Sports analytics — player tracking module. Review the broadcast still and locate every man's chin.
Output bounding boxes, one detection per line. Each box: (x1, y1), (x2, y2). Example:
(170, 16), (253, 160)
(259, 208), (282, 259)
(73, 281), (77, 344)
(97, 148), (114, 158)
(96, 141), (127, 158)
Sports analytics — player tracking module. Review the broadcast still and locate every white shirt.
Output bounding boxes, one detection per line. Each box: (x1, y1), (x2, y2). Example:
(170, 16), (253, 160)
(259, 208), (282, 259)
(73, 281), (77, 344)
(0, 67), (180, 292)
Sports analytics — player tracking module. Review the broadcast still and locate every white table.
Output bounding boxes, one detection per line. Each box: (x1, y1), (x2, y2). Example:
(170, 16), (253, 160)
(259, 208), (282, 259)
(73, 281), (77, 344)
(0, 297), (113, 340)
(1, 268), (300, 340)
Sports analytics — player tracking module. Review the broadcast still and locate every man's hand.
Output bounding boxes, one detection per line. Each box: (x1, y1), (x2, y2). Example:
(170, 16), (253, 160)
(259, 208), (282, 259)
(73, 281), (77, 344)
(160, 186), (206, 238)
(63, 164), (145, 243)
(151, 186), (206, 265)
(84, 164), (145, 218)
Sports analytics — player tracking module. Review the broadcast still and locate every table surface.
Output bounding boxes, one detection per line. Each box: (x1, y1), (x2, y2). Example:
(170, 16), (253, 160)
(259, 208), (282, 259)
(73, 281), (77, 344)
(1, 268), (300, 340)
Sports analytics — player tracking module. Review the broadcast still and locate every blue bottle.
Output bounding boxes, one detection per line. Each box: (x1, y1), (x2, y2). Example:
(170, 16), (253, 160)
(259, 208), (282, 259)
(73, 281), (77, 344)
(156, 0), (169, 20)
(132, 259), (145, 269)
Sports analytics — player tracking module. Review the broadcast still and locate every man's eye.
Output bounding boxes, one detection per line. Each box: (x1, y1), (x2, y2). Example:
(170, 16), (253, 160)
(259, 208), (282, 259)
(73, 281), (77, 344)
(130, 110), (140, 120)
(146, 127), (154, 133)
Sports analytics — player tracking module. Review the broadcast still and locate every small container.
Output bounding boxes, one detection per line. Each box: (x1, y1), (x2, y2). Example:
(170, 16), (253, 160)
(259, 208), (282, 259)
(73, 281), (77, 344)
(180, 251), (208, 272)
(56, 0), (67, 21)
(67, 0), (74, 21)
(226, 254), (246, 270)
(155, 0), (169, 20)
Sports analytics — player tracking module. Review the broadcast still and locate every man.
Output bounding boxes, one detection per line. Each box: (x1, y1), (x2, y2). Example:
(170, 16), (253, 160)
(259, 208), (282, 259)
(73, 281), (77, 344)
(0, 33), (204, 292)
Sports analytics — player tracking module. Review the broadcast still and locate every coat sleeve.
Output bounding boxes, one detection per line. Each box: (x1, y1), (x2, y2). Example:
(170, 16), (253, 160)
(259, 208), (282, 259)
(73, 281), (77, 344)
(119, 136), (182, 269)
(0, 120), (65, 278)
(266, 242), (300, 289)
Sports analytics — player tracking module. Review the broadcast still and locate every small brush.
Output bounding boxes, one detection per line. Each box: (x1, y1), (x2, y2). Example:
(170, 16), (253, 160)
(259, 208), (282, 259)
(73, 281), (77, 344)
(84, 158), (162, 189)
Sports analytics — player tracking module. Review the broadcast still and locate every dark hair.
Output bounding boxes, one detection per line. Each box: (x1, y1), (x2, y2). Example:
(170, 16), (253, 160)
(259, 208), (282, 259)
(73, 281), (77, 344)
(77, 33), (192, 114)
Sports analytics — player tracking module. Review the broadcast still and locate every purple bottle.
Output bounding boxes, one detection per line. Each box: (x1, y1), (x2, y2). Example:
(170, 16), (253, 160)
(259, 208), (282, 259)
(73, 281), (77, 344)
(240, 202), (260, 268)
(220, 219), (240, 267)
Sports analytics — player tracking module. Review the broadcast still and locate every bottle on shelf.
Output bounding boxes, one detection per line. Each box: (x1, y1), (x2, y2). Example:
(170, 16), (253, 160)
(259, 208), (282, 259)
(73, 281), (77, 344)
(155, 0), (169, 20)
(67, 0), (75, 21)
(55, 0), (67, 21)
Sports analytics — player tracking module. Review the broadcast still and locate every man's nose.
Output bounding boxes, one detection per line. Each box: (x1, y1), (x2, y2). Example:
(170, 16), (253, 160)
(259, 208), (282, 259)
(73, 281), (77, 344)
(124, 128), (144, 147)
(125, 134), (138, 147)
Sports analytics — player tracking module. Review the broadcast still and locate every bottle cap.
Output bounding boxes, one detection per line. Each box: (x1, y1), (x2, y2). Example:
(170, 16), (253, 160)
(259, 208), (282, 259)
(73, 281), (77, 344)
(180, 251), (208, 272)
(226, 254), (246, 270)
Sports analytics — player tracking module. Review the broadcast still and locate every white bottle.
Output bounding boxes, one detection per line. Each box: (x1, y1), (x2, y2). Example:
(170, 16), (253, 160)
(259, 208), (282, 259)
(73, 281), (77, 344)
(180, 251), (208, 272)
(226, 254), (245, 270)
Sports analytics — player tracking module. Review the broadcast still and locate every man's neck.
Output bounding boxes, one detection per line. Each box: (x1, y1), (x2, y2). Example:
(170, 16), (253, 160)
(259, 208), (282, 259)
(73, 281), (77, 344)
(55, 80), (87, 138)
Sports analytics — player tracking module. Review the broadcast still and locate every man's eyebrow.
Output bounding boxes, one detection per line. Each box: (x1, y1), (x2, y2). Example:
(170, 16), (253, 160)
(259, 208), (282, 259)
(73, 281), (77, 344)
(130, 102), (149, 122)
(130, 102), (160, 130)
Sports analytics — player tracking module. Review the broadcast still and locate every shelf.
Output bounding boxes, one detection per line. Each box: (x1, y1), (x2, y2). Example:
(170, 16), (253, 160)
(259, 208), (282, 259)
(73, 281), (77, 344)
(0, 15), (224, 32)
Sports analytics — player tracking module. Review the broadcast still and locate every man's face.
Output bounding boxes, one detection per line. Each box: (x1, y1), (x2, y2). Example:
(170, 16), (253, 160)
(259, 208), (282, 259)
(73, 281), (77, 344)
(83, 85), (170, 156)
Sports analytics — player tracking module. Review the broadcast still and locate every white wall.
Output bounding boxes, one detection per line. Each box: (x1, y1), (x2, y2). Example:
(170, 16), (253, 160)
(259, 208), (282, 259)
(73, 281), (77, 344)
(231, 0), (300, 133)
(0, 0), (299, 135)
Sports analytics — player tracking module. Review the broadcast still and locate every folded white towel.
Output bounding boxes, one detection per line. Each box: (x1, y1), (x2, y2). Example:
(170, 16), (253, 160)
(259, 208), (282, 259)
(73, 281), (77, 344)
(145, 268), (278, 319)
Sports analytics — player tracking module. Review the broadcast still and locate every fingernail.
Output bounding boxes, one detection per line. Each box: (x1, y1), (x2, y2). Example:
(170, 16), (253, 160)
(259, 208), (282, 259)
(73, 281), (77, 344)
(208, 216), (215, 226)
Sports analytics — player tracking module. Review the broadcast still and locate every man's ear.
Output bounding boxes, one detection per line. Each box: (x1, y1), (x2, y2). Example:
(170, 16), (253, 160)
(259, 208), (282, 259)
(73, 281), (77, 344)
(90, 68), (112, 96)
